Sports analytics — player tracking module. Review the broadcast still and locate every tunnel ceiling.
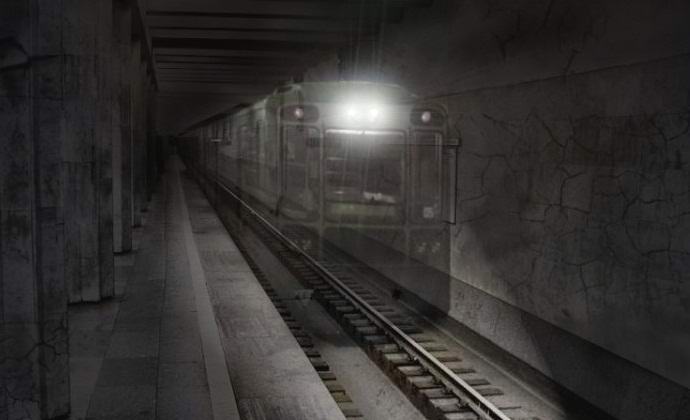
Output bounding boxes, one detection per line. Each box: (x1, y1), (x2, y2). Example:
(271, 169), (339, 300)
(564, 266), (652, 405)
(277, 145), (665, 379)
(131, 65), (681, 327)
(148, 0), (433, 133)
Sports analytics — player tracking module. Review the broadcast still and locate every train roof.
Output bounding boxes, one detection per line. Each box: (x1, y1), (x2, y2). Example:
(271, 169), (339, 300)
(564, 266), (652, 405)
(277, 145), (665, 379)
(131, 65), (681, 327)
(271, 81), (417, 103)
(181, 81), (418, 134)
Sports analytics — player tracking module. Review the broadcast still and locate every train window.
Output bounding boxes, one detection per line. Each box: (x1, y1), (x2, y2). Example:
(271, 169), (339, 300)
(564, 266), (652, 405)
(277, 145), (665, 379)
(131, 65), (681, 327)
(323, 130), (404, 223)
(411, 132), (442, 223)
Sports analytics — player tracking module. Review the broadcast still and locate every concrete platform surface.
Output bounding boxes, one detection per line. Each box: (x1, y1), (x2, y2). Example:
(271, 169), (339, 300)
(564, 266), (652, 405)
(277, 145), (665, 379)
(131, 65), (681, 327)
(179, 159), (346, 420)
(68, 157), (343, 420)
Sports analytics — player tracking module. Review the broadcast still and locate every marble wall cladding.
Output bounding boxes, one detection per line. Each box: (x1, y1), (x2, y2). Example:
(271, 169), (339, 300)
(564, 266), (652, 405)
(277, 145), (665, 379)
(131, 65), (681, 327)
(304, 0), (690, 417)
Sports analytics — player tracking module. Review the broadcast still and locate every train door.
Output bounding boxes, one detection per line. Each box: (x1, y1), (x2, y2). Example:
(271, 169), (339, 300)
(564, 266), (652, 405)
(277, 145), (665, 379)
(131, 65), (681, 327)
(409, 130), (447, 269)
(279, 125), (320, 221)
(410, 131), (443, 224)
(239, 122), (259, 194)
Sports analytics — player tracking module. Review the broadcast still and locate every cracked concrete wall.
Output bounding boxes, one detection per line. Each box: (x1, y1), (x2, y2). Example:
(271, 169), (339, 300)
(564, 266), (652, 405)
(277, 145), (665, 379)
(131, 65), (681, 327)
(307, 0), (690, 418)
(1, 1), (70, 418)
(1, 0), (151, 418)
(445, 58), (690, 418)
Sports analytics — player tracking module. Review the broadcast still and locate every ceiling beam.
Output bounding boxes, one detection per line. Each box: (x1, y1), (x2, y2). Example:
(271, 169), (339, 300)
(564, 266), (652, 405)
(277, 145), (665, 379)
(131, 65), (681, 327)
(150, 29), (349, 43)
(148, 25), (348, 34)
(157, 81), (276, 94)
(147, 10), (343, 22)
(152, 37), (332, 51)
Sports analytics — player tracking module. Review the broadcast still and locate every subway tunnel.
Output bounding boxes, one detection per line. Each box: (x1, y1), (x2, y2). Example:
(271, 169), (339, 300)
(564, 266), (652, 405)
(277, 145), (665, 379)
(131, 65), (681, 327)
(1, 1), (689, 419)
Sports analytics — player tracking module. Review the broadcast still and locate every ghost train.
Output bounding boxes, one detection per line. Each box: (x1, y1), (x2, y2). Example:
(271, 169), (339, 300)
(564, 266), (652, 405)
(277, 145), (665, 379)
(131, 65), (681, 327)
(180, 81), (457, 306)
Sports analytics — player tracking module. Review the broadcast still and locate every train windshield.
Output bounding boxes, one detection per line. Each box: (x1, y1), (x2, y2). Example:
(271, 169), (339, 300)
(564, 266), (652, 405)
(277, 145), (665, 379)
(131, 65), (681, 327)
(324, 130), (404, 223)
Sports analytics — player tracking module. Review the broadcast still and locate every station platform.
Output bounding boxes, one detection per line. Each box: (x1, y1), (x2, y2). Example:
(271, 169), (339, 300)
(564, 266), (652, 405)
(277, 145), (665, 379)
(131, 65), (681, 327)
(67, 158), (345, 420)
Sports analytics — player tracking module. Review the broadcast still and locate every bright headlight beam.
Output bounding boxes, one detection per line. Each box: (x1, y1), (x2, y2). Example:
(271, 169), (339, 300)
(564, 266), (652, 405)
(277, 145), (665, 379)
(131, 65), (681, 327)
(345, 105), (359, 119)
(343, 103), (383, 123)
(368, 107), (381, 121)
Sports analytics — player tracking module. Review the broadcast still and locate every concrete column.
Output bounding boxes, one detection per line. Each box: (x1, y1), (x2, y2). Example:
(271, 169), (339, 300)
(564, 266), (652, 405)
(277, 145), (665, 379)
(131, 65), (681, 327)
(146, 75), (157, 199)
(96, 0), (114, 298)
(112, 0), (133, 252)
(139, 62), (150, 210)
(1, 1), (69, 418)
(131, 39), (145, 226)
(62, 0), (98, 302)
(63, 0), (114, 303)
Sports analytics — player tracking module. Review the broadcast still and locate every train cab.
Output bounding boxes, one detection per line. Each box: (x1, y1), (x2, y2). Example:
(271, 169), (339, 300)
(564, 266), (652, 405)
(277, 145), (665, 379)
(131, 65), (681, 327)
(270, 82), (456, 275)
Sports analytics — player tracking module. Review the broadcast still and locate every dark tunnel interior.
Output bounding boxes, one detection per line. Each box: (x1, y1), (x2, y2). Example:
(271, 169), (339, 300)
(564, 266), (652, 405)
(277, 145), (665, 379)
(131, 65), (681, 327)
(1, 1), (689, 420)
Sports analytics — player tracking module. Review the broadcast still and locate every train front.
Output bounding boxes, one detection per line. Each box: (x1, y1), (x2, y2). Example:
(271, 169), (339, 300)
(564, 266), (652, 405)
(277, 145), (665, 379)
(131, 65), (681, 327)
(276, 82), (454, 294)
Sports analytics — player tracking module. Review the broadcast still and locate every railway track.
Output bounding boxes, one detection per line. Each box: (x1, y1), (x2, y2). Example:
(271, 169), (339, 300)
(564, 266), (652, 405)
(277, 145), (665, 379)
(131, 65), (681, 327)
(205, 175), (540, 420)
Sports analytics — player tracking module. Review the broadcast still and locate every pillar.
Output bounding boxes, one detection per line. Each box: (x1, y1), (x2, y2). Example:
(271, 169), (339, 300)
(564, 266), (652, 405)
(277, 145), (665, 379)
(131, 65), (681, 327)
(131, 39), (146, 226)
(96, 0), (115, 298)
(1, 0), (70, 417)
(146, 73), (158, 198)
(113, 0), (133, 253)
(63, 0), (114, 303)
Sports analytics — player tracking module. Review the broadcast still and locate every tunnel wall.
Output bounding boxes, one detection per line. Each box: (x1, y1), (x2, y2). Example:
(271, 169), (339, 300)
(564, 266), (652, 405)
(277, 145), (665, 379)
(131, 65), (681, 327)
(305, 0), (690, 418)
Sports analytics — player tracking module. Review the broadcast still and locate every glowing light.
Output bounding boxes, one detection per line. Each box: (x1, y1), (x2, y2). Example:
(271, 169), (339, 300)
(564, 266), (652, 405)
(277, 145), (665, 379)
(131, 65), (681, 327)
(345, 106), (359, 119)
(342, 103), (383, 123)
(421, 111), (432, 123)
(368, 107), (381, 122)
(293, 107), (305, 119)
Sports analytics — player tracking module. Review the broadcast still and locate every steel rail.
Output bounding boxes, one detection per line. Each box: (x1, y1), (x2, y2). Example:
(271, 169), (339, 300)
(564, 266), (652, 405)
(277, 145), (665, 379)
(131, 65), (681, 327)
(213, 177), (512, 420)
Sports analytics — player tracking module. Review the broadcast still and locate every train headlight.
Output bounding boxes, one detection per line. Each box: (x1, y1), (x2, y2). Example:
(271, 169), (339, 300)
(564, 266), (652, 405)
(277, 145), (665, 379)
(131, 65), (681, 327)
(342, 104), (383, 124)
(345, 105), (360, 120)
(411, 108), (444, 126)
(368, 107), (381, 122)
(281, 105), (319, 122)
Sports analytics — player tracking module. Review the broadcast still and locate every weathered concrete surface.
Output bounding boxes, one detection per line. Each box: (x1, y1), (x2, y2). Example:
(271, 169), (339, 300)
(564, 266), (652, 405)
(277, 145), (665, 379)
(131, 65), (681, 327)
(113, 0), (134, 254)
(96, 0), (115, 299)
(305, 0), (690, 418)
(131, 39), (147, 227)
(71, 172), (217, 420)
(181, 162), (347, 420)
(2, 0), (155, 417)
(1, 1), (69, 418)
(84, 175), (214, 420)
(62, 0), (116, 302)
